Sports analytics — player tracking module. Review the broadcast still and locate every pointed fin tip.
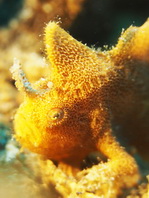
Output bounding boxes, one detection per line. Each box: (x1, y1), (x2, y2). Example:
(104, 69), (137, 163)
(44, 21), (63, 49)
(45, 21), (60, 35)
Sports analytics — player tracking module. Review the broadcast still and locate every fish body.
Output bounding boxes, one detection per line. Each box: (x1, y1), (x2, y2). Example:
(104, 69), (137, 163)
(11, 20), (149, 186)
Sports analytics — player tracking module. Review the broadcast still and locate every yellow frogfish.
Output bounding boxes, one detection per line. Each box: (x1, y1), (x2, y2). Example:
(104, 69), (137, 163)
(11, 19), (149, 189)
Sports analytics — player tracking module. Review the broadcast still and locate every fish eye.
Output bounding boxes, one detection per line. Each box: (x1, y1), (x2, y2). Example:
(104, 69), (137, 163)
(49, 108), (64, 122)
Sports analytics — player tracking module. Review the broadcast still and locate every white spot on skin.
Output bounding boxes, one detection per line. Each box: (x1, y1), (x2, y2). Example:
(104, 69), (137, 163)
(47, 81), (54, 89)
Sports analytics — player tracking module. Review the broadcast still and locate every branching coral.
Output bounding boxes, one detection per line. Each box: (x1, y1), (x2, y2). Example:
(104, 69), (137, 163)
(22, 0), (86, 34)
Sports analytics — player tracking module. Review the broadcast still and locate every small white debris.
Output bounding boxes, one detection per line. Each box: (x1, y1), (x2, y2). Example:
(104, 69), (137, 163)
(5, 140), (20, 162)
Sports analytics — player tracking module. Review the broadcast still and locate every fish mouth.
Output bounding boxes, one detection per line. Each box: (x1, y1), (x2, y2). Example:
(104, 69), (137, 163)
(14, 113), (44, 149)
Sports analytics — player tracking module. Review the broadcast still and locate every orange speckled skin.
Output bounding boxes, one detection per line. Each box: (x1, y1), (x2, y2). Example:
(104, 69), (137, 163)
(12, 20), (149, 183)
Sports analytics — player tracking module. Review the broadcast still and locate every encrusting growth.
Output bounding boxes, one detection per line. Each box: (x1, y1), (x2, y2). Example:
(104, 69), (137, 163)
(11, 19), (149, 195)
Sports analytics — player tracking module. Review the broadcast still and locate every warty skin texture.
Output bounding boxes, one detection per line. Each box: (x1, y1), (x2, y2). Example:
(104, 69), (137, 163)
(11, 20), (149, 188)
